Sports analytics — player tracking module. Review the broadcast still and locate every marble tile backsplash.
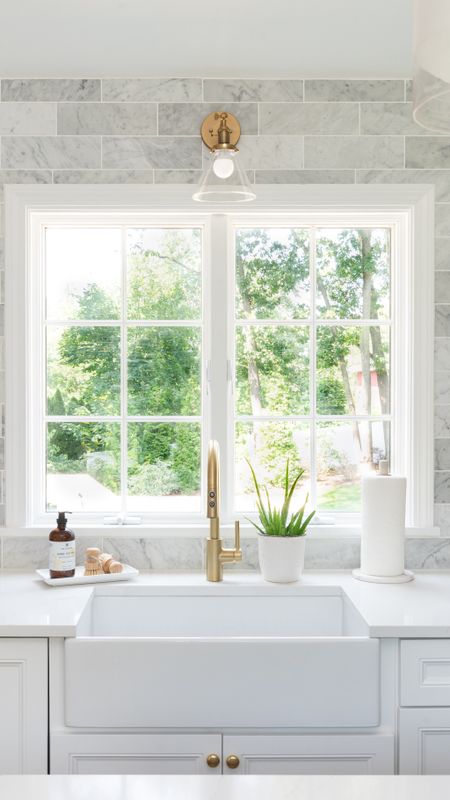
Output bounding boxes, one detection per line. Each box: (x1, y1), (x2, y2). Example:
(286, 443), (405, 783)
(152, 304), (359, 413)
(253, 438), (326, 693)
(2, 535), (450, 571)
(0, 76), (449, 566)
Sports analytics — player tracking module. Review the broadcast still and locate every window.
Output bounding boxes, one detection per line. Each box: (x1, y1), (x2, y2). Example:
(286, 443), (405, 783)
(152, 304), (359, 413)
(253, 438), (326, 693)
(6, 185), (434, 532)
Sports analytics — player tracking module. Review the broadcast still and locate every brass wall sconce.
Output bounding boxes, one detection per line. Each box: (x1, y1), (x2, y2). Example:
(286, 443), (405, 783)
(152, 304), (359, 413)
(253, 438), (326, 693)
(192, 111), (256, 202)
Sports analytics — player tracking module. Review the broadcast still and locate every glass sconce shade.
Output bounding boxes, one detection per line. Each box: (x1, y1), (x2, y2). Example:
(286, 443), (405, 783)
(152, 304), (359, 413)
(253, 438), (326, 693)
(413, 0), (450, 132)
(193, 150), (256, 203)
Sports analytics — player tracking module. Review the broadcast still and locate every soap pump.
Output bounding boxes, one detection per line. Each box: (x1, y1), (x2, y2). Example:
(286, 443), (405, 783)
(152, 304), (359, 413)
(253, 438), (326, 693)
(49, 511), (76, 579)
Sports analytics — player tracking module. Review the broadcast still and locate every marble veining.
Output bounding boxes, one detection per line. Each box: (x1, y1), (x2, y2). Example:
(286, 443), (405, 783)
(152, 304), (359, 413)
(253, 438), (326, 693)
(260, 102), (359, 135)
(237, 135), (303, 170)
(0, 103), (56, 135)
(203, 79), (302, 103)
(102, 537), (203, 571)
(1, 78), (100, 102)
(102, 136), (201, 170)
(305, 136), (405, 170)
(435, 406), (450, 437)
(305, 79), (405, 102)
(357, 169), (450, 203)
(436, 239), (450, 270)
(406, 137), (450, 169)
(57, 103), (158, 135)
(53, 169), (155, 185)
(360, 102), (425, 135)
(1, 136), (101, 169)
(0, 170), (52, 200)
(102, 78), (202, 103)
(435, 205), (450, 238)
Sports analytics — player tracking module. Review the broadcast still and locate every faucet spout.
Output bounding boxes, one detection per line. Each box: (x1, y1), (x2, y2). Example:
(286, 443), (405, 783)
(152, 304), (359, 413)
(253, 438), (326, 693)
(205, 439), (242, 581)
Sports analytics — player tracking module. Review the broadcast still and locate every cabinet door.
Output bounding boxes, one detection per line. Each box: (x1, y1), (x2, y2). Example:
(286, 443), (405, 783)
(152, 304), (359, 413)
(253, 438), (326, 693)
(399, 708), (450, 774)
(51, 734), (222, 774)
(223, 735), (394, 775)
(0, 639), (48, 774)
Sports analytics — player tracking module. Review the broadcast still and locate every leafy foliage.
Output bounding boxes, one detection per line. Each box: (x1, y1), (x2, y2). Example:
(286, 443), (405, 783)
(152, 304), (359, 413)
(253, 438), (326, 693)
(246, 459), (315, 537)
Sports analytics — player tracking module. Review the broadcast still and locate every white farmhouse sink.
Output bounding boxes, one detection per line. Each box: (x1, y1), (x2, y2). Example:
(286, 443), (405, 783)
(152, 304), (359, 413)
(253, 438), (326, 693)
(64, 586), (379, 729)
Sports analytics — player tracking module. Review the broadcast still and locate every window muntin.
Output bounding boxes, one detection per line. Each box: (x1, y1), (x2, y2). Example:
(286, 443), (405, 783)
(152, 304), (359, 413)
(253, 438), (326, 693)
(233, 225), (391, 517)
(44, 225), (204, 517)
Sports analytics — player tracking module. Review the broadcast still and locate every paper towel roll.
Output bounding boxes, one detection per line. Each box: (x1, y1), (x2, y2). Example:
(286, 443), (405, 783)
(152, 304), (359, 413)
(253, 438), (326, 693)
(360, 475), (407, 577)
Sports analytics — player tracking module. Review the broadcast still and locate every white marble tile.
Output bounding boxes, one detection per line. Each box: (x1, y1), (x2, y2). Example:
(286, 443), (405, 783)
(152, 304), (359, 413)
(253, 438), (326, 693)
(0, 103), (56, 135)
(103, 537), (203, 570)
(102, 136), (201, 169)
(259, 103), (358, 135)
(2, 136), (101, 169)
(435, 439), (450, 469)
(255, 169), (355, 184)
(305, 136), (404, 169)
(434, 503), (450, 534)
(2, 536), (103, 568)
(158, 103), (257, 135)
(435, 406), (450, 437)
(436, 238), (450, 270)
(237, 135), (303, 170)
(154, 169), (203, 184)
(406, 137), (450, 168)
(357, 169), (450, 202)
(435, 338), (450, 370)
(53, 169), (155, 184)
(304, 538), (360, 569)
(0, 170), (52, 200)
(435, 371), (450, 403)
(305, 80), (404, 102)
(435, 471), (450, 502)
(203, 79), (302, 102)
(58, 103), (157, 135)
(405, 537), (450, 569)
(102, 78), (202, 102)
(405, 79), (413, 101)
(436, 206), (450, 238)
(436, 271), (450, 302)
(360, 103), (424, 135)
(436, 306), (450, 336)
(1, 79), (100, 101)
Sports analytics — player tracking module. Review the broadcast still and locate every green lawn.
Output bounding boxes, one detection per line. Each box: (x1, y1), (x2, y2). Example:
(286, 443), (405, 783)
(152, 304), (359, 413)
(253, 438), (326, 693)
(319, 482), (361, 511)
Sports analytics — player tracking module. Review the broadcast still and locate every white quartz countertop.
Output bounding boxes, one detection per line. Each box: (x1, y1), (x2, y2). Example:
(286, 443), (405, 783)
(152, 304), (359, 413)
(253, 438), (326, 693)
(1, 775), (450, 800)
(1, 568), (450, 637)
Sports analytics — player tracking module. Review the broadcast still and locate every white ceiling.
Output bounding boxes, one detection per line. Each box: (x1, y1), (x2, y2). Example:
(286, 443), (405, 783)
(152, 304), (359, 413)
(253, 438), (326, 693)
(0, 0), (413, 78)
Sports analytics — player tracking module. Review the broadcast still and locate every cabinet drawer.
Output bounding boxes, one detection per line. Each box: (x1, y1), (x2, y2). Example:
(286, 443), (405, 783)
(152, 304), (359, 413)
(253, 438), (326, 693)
(401, 640), (450, 706)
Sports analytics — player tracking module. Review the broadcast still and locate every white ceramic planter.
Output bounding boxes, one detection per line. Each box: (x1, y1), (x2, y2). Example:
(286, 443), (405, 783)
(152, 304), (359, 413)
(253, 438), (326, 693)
(257, 532), (306, 583)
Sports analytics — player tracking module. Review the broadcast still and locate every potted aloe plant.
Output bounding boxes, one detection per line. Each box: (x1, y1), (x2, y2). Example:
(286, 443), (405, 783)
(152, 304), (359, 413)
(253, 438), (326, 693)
(247, 459), (315, 583)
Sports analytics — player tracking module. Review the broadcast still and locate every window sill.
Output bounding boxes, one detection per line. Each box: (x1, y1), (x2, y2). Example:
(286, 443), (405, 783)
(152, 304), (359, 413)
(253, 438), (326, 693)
(0, 523), (442, 539)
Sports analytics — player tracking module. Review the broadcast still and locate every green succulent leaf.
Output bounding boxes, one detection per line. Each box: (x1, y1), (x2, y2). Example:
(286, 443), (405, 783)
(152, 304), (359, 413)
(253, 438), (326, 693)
(246, 458), (315, 537)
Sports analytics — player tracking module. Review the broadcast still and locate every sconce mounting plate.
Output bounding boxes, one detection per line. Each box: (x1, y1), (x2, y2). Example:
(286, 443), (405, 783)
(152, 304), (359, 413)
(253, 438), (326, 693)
(200, 111), (241, 149)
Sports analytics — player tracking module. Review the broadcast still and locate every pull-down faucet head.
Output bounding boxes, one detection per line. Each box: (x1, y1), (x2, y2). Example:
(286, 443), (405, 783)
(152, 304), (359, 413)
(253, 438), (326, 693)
(207, 440), (219, 519)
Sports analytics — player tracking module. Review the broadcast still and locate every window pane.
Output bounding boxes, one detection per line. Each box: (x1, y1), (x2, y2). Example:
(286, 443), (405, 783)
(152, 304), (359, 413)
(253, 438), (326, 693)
(47, 326), (120, 416)
(47, 423), (120, 512)
(317, 420), (390, 512)
(235, 421), (311, 512)
(236, 325), (310, 415)
(127, 228), (202, 320)
(316, 228), (390, 320)
(46, 228), (121, 320)
(316, 326), (390, 415)
(128, 423), (201, 512)
(128, 328), (201, 416)
(235, 228), (310, 320)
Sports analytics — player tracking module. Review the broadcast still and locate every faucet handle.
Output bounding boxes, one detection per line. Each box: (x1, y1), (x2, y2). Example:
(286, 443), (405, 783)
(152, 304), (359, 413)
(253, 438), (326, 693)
(234, 519), (241, 553)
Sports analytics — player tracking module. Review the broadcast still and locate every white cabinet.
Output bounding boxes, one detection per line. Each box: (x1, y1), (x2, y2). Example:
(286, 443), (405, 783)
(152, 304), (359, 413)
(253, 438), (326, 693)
(222, 735), (394, 775)
(401, 640), (450, 706)
(399, 708), (450, 774)
(51, 734), (222, 774)
(0, 639), (48, 774)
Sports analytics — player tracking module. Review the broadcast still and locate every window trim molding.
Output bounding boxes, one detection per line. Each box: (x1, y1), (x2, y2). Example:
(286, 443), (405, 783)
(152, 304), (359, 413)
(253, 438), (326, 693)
(5, 183), (435, 536)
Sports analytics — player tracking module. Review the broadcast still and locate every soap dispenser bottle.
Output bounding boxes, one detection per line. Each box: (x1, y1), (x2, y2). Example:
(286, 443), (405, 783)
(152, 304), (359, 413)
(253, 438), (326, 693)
(49, 511), (76, 579)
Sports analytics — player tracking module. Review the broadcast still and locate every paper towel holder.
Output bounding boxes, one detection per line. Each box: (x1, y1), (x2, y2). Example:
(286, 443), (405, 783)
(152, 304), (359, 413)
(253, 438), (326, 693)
(352, 568), (414, 584)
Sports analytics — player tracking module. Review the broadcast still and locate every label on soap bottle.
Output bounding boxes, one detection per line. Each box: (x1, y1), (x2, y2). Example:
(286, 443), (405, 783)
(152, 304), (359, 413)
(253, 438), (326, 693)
(49, 541), (76, 572)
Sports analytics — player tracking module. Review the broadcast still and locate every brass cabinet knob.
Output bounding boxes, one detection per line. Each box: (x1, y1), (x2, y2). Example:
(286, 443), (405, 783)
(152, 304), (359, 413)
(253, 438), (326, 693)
(206, 753), (220, 768)
(226, 754), (240, 769)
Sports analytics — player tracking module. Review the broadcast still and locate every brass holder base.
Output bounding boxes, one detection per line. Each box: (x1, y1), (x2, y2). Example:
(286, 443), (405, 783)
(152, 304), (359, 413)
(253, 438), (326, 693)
(200, 111), (241, 150)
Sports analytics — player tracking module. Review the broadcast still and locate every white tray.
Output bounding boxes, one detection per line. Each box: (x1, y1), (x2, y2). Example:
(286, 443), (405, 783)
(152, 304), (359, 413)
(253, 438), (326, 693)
(36, 564), (139, 586)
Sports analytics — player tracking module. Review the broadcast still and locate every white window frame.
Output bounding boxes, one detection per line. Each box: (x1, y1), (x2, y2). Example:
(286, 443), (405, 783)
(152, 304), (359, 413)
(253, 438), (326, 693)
(5, 184), (435, 537)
